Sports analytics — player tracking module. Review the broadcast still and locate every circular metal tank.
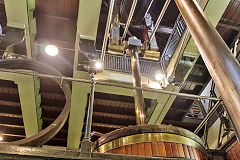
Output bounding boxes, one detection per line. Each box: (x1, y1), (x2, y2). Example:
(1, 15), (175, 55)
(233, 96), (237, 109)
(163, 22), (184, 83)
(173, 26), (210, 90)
(93, 124), (207, 159)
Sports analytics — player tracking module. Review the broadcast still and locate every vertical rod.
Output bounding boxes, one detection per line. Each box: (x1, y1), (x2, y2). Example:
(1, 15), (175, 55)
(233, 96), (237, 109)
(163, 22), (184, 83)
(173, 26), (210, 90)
(149, 0), (171, 42)
(101, 0), (116, 62)
(131, 50), (146, 125)
(84, 73), (96, 139)
(217, 120), (223, 148)
(175, 0), (240, 137)
(122, 0), (138, 41)
(203, 120), (209, 148)
(144, 0), (154, 18)
(194, 101), (221, 134)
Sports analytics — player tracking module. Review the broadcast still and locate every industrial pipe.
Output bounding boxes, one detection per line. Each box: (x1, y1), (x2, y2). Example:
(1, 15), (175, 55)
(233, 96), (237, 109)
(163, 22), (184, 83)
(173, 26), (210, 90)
(122, 0), (138, 41)
(149, 0), (171, 42)
(131, 50), (146, 124)
(175, 0), (240, 136)
(100, 0), (115, 62)
(0, 67), (221, 101)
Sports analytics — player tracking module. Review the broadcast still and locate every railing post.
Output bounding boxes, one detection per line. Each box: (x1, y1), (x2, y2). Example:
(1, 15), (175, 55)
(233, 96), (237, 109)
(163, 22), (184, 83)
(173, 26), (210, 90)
(80, 73), (95, 157)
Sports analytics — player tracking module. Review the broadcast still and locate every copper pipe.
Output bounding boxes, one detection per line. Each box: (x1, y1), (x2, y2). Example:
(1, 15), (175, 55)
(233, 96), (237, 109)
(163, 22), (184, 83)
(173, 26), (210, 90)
(131, 50), (146, 125)
(175, 0), (240, 136)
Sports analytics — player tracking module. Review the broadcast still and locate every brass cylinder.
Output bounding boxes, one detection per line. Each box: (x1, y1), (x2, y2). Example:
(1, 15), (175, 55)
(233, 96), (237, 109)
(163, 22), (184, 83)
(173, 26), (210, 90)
(131, 50), (146, 125)
(174, 0), (240, 136)
(93, 124), (207, 159)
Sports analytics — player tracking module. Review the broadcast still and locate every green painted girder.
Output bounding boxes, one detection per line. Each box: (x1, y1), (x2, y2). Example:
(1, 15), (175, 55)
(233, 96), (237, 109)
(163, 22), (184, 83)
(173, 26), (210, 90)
(147, 0), (230, 124)
(4, 0), (37, 59)
(67, 72), (91, 150)
(3, 0), (41, 137)
(67, 0), (102, 150)
(0, 72), (41, 137)
(15, 74), (42, 136)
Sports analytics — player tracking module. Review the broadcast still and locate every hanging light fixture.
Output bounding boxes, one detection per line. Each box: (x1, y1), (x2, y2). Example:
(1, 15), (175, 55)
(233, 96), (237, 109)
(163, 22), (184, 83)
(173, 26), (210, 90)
(45, 45), (59, 56)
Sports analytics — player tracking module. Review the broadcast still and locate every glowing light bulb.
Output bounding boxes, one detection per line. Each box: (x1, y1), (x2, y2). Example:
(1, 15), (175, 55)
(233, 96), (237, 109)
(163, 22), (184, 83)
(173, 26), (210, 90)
(155, 72), (164, 81)
(45, 45), (59, 56)
(0, 136), (3, 141)
(149, 81), (161, 89)
(95, 61), (102, 69)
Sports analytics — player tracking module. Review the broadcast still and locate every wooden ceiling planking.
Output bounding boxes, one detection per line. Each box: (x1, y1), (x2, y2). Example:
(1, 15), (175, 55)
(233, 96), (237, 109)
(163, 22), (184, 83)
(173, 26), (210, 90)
(94, 99), (134, 109)
(0, 113), (24, 126)
(36, 14), (76, 43)
(150, 0), (179, 27)
(0, 104), (22, 115)
(160, 1), (179, 27)
(222, 29), (239, 46)
(230, 4), (240, 23)
(223, 0), (240, 20)
(37, 53), (74, 77)
(41, 92), (65, 102)
(40, 79), (65, 94)
(0, 1), (6, 32)
(35, 0), (79, 66)
(35, 0), (79, 20)
(217, 0), (240, 40)
(0, 124), (25, 139)
(0, 85), (138, 145)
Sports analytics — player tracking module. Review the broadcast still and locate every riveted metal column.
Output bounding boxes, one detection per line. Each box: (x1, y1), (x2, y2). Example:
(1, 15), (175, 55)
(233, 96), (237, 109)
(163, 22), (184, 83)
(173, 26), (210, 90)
(131, 50), (146, 125)
(174, 0), (240, 137)
(3, 0), (41, 137)
(67, 0), (102, 150)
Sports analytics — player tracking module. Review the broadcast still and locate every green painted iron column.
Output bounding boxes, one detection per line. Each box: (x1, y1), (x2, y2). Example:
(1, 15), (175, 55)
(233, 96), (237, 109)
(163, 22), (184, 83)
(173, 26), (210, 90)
(3, 0), (41, 137)
(67, 0), (102, 150)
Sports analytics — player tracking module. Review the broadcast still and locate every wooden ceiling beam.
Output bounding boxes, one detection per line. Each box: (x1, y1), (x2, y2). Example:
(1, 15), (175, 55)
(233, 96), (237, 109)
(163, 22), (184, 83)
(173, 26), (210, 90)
(218, 21), (240, 31)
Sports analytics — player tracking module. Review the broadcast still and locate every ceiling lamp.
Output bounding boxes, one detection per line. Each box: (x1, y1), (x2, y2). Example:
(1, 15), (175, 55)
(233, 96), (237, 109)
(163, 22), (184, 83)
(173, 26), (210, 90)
(155, 71), (164, 81)
(95, 61), (103, 70)
(149, 81), (161, 89)
(45, 45), (59, 56)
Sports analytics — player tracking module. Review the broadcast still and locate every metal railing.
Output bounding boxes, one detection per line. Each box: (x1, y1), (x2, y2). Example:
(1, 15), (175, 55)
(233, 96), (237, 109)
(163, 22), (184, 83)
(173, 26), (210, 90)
(98, 14), (186, 77)
(100, 53), (161, 77)
(161, 15), (187, 70)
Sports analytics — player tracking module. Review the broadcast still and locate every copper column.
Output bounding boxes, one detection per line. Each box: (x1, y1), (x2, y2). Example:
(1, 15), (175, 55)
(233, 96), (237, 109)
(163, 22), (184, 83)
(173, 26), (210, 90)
(174, 0), (240, 136)
(131, 50), (146, 125)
